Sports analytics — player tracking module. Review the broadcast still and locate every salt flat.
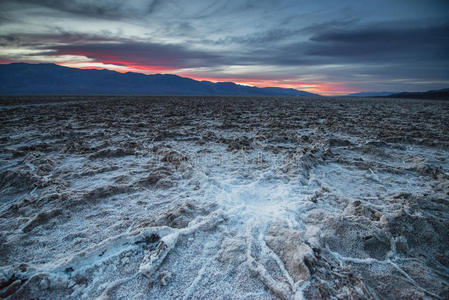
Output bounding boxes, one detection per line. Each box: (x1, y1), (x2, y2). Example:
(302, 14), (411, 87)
(0, 96), (448, 299)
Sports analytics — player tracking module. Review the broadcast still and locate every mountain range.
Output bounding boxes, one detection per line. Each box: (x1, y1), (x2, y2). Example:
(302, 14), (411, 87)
(343, 91), (394, 97)
(382, 88), (449, 100)
(0, 63), (320, 97)
(341, 89), (449, 99)
(1, 63), (447, 99)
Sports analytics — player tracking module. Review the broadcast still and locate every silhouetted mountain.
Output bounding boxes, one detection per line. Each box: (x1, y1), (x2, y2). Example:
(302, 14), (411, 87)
(0, 63), (320, 96)
(383, 88), (449, 100)
(342, 91), (394, 97)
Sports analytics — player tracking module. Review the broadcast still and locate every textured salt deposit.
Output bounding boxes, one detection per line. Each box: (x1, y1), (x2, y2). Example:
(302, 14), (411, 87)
(0, 96), (448, 299)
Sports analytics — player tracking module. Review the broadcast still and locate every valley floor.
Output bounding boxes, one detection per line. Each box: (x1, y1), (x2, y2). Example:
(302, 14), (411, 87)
(0, 96), (448, 299)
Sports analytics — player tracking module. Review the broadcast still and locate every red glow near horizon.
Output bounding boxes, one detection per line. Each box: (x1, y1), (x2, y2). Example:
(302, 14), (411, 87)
(180, 74), (357, 96)
(101, 60), (177, 73)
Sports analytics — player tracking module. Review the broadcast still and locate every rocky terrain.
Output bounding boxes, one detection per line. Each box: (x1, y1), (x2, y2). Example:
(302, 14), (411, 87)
(0, 96), (448, 299)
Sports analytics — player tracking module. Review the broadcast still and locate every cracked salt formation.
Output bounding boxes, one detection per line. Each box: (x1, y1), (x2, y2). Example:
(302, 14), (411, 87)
(0, 96), (448, 299)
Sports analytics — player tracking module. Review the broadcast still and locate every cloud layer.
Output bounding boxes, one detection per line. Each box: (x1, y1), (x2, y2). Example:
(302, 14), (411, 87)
(1, 0), (448, 95)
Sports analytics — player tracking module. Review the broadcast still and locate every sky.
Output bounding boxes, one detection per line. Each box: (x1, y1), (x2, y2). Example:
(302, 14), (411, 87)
(0, 0), (448, 95)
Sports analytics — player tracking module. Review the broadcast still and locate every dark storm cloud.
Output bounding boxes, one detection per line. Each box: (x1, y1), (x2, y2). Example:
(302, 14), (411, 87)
(51, 41), (226, 68)
(2, 21), (448, 78)
(3, 0), (163, 19)
(209, 28), (301, 46)
(300, 19), (360, 35)
(307, 23), (449, 60)
(235, 22), (449, 73)
(0, 31), (124, 48)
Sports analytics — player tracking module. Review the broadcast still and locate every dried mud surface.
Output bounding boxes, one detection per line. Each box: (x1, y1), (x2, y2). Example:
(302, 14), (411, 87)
(0, 96), (448, 299)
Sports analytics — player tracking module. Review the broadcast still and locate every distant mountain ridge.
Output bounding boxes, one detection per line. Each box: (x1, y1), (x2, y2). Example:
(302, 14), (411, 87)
(0, 63), (320, 96)
(382, 88), (449, 100)
(342, 91), (394, 97)
(340, 89), (449, 100)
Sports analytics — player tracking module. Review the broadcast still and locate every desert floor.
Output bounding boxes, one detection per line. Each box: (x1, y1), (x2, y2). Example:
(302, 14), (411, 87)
(0, 96), (448, 299)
